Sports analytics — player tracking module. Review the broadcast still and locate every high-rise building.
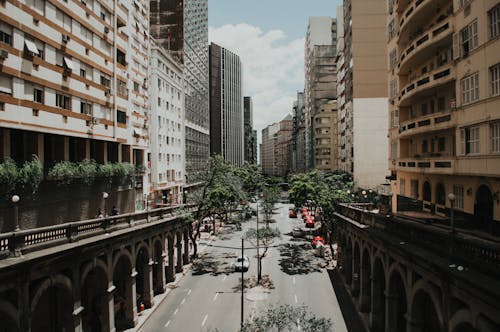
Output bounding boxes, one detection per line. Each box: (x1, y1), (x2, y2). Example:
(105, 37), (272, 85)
(314, 99), (338, 170)
(209, 43), (243, 166)
(0, 0), (150, 220)
(292, 91), (307, 173)
(243, 97), (255, 164)
(149, 44), (185, 206)
(261, 116), (293, 176)
(337, 0), (388, 189)
(150, 0), (209, 183)
(261, 123), (279, 175)
(305, 17), (337, 170)
(388, 0), (500, 227)
(252, 129), (257, 165)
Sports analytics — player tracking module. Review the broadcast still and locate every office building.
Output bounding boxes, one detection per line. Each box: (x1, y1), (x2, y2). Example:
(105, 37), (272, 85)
(243, 96), (255, 164)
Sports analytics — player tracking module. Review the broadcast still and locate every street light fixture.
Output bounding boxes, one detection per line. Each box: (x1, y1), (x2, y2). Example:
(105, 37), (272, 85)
(11, 195), (20, 231)
(448, 193), (456, 233)
(183, 189), (188, 205)
(240, 235), (245, 330)
(102, 192), (109, 216)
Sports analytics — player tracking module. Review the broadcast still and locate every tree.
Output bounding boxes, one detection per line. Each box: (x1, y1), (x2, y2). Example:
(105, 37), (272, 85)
(241, 304), (332, 332)
(245, 226), (280, 284)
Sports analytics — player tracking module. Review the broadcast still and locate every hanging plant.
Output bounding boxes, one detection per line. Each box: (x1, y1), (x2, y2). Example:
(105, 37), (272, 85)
(48, 161), (79, 184)
(0, 156), (43, 194)
(78, 159), (99, 184)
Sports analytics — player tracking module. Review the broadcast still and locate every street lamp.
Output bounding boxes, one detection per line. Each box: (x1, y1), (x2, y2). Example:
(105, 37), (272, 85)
(183, 190), (188, 205)
(102, 192), (109, 216)
(11, 195), (20, 231)
(240, 235), (245, 330)
(448, 193), (456, 233)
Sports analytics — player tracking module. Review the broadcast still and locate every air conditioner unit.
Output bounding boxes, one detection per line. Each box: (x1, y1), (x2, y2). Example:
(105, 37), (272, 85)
(91, 117), (99, 125)
(104, 26), (109, 34)
(62, 34), (70, 43)
(0, 49), (8, 60)
(105, 89), (112, 96)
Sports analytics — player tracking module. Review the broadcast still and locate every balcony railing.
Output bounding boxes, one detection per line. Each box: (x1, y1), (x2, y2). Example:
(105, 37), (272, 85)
(398, 110), (454, 137)
(397, 156), (454, 174)
(399, 65), (454, 105)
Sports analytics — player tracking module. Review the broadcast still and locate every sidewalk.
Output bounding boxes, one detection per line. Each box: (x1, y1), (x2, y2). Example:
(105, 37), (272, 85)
(125, 231), (216, 331)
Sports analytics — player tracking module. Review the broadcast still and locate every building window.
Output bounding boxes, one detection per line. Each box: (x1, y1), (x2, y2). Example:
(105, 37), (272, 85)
(117, 49), (126, 66)
(460, 126), (480, 155)
(80, 101), (92, 115)
(491, 122), (500, 153)
(489, 4), (500, 39)
(490, 63), (500, 96)
(56, 93), (71, 110)
(452, 185), (464, 209)
(0, 74), (12, 95)
(438, 137), (446, 152)
(460, 20), (478, 57)
(33, 88), (43, 103)
(389, 49), (397, 70)
(134, 82), (139, 92)
(0, 28), (12, 45)
(390, 79), (397, 100)
(117, 79), (127, 96)
(117, 110), (127, 124)
(461, 73), (479, 105)
(100, 74), (111, 88)
(411, 180), (419, 199)
(400, 178), (406, 196)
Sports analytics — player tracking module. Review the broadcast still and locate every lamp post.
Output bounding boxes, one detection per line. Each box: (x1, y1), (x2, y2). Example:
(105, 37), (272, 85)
(448, 193), (456, 233)
(12, 195), (20, 231)
(240, 236), (245, 330)
(102, 192), (109, 214)
(183, 190), (188, 205)
(256, 199), (261, 283)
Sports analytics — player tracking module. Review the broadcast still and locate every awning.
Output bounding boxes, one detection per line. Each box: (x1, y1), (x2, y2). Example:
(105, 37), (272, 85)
(24, 40), (39, 55)
(63, 57), (75, 71)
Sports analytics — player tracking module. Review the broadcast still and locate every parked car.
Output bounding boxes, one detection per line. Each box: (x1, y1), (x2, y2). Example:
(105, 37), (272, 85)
(233, 255), (250, 271)
(312, 236), (325, 247)
(305, 219), (315, 228)
(289, 209), (297, 218)
(292, 227), (305, 237)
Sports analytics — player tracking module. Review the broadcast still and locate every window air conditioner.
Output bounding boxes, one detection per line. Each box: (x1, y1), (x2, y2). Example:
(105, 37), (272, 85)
(104, 26), (110, 34)
(91, 117), (99, 125)
(62, 34), (70, 43)
(105, 89), (112, 96)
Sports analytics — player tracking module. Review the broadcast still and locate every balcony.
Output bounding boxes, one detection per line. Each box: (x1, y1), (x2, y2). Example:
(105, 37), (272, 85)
(398, 0), (451, 40)
(398, 14), (453, 74)
(398, 110), (455, 138)
(399, 64), (454, 106)
(398, 156), (455, 174)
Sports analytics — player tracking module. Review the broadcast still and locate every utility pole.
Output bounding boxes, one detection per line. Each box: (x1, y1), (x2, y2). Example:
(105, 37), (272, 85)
(256, 201), (261, 283)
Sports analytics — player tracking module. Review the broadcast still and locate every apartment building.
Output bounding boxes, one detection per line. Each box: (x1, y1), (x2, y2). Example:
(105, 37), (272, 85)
(261, 116), (293, 176)
(305, 17), (337, 170)
(337, 0), (388, 189)
(315, 99), (338, 170)
(243, 96), (255, 164)
(291, 91), (307, 173)
(209, 43), (244, 166)
(261, 122), (279, 175)
(149, 44), (185, 206)
(388, 0), (500, 229)
(0, 0), (150, 219)
(150, 0), (209, 183)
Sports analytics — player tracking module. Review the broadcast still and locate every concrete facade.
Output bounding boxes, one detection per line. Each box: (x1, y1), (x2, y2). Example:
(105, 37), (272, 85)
(292, 91), (307, 173)
(243, 96), (255, 164)
(314, 99), (339, 170)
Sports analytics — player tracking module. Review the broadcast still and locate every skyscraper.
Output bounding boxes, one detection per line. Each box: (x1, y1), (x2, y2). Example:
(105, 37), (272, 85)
(243, 97), (255, 164)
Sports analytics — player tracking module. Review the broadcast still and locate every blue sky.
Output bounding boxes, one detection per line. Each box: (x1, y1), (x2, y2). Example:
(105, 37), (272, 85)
(208, 0), (342, 142)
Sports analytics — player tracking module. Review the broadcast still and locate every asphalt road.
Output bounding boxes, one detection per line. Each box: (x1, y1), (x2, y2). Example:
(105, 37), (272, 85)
(139, 203), (347, 332)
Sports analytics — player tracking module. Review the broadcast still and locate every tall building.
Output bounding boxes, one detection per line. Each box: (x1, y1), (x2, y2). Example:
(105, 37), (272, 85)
(291, 91), (307, 173)
(388, 0), (500, 228)
(261, 116), (293, 176)
(149, 43), (185, 206)
(0, 0), (150, 219)
(304, 17), (337, 170)
(261, 123), (279, 175)
(150, 0), (209, 183)
(243, 96), (255, 164)
(314, 99), (338, 170)
(252, 129), (257, 165)
(209, 43), (243, 166)
(337, 0), (388, 189)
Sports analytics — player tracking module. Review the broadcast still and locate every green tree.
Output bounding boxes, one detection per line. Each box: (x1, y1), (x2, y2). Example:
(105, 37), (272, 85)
(241, 304), (332, 332)
(245, 226), (281, 283)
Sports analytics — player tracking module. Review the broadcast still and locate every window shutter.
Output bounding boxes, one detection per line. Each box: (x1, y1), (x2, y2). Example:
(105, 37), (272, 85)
(459, 129), (465, 155)
(452, 33), (460, 60)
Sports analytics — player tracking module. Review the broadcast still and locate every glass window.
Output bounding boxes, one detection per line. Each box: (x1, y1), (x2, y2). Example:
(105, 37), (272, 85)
(34, 87), (43, 103)
(491, 122), (500, 153)
(490, 63), (500, 96)
(489, 4), (500, 39)
(80, 101), (92, 115)
(460, 126), (480, 155)
(460, 20), (478, 56)
(461, 73), (479, 105)
(400, 178), (406, 196)
(453, 185), (464, 209)
(56, 93), (71, 110)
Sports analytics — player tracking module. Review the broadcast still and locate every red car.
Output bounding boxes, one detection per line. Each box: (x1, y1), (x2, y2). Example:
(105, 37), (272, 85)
(312, 236), (325, 247)
(305, 218), (315, 228)
(289, 209), (297, 218)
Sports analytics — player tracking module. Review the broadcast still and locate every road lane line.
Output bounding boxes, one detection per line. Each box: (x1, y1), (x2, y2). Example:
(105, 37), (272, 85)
(297, 319), (301, 330)
(181, 298), (186, 305)
(294, 294), (298, 303)
(174, 308), (178, 315)
(201, 314), (208, 327)
(213, 293), (218, 301)
(293, 277), (296, 285)
(187, 289), (192, 295)
(222, 275), (227, 281)
(164, 320), (171, 327)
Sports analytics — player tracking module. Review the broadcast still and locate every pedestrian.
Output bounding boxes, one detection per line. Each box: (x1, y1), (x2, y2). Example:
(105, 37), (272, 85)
(111, 206), (119, 216)
(96, 208), (104, 219)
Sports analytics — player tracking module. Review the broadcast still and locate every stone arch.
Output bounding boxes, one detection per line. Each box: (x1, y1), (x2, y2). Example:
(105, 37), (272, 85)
(474, 185), (493, 231)
(81, 260), (109, 332)
(0, 299), (20, 331)
(30, 274), (74, 332)
(360, 247), (372, 312)
(112, 250), (134, 331)
(352, 240), (361, 297)
(152, 237), (165, 295)
(135, 241), (152, 310)
(409, 280), (443, 332)
(423, 181), (431, 202)
(372, 256), (386, 332)
(112, 248), (133, 273)
(449, 308), (479, 332)
(387, 265), (407, 332)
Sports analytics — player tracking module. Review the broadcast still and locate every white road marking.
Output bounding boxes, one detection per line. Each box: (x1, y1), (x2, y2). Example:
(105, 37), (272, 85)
(222, 275), (227, 281)
(174, 308), (178, 315)
(201, 314), (208, 327)
(293, 277), (296, 285)
(213, 293), (218, 301)
(181, 298), (186, 305)
(164, 320), (171, 327)
(297, 318), (301, 330)
(294, 294), (298, 303)
(188, 289), (192, 295)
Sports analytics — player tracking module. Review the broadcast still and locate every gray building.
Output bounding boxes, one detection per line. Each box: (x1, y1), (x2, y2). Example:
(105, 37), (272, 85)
(292, 91), (307, 173)
(244, 97), (255, 164)
(150, 0), (210, 183)
(209, 43), (244, 166)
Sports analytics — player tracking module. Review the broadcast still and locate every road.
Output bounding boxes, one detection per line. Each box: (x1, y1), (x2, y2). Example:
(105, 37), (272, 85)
(140, 203), (347, 332)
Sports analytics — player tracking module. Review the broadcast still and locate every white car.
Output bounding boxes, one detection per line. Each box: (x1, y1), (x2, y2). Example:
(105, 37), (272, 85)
(233, 255), (250, 272)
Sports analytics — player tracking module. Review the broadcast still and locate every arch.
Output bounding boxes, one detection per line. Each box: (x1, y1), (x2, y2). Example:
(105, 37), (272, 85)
(81, 258), (109, 285)
(409, 281), (443, 332)
(436, 183), (446, 205)
(152, 239), (165, 295)
(112, 248), (133, 273)
(423, 181), (431, 201)
(449, 309), (479, 332)
(31, 275), (74, 332)
(372, 257), (386, 332)
(352, 241), (361, 298)
(360, 247), (372, 312)
(113, 253), (134, 331)
(135, 244), (151, 310)
(0, 299), (20, 332)
(81, 264), (109, 332)
(387, 267), (407, 332)
(474, 185), (493, 231)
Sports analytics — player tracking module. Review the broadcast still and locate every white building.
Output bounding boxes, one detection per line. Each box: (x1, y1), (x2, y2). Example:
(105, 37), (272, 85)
(149, 44), (185, 205)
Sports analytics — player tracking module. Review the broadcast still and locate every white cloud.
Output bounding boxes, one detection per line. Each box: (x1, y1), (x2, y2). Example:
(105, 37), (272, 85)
(209, 23), (304, 144)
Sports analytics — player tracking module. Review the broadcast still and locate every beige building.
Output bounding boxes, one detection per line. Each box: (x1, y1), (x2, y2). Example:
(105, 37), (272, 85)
(315, 100), (338, 170)
(388, 0), (500, 228)
(337, 0), (389, 189)
(261, 116), (293, 176)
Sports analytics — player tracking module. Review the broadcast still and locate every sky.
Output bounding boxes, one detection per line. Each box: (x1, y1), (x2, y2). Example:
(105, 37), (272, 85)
(208, 0), (342, 146)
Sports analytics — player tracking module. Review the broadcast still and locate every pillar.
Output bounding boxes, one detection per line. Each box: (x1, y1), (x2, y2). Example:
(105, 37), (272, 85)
(1, 128), (11, 159)
(176, 233), (183, 273)
(130, 270), (138, 327)
(71, 266), (83, 332)
(106, 282), (116, 332)
(183, 229), (190, 265)
(84, 139), (90, 160)
(63, 137), (70, 161)
(166, 236), (175, 282)
(103, 142), (108, 163)
(156, 251), (167, 293)
(36, 133), (44, 164)
(144, 260), (154, 308)
(118, 143), (123, 163)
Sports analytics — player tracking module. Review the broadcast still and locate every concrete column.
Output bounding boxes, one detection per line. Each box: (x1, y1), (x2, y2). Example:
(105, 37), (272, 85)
(106, 282), (116, 332)
(183, 229), (190, 265)
(36, 133), (44, 164)
(166, 236), (175, 282)
(176, 233), (183, 273)
(1, 128), (10, 159)
(71, 266), (83, 332)
(118, 143), (123, 163)
(156, 251), (167, 293)
(85, 139), (90, 160)
(144, 260), (154, 308)
(130, 270), (138, 327)
(103, 142), (108, 163)
(63, 137), (70, 161)
(19, 276), (30, 332)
